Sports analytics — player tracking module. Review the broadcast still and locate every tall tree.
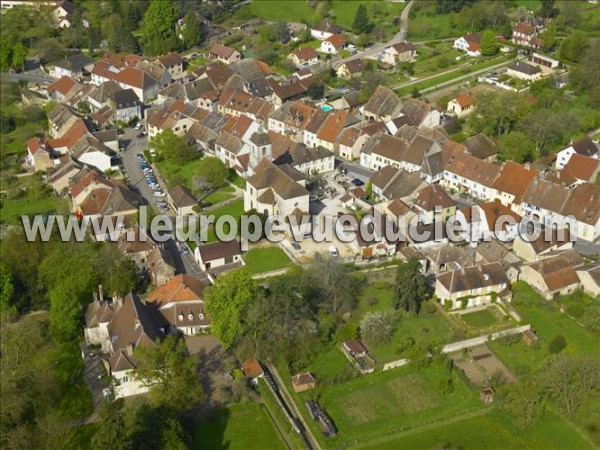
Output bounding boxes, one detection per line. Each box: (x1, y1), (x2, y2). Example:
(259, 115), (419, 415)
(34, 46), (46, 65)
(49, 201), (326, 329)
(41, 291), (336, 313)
(180, 11), (202, 49)
(49, 285), (81, 341)
(497, 131), (536, 163)
(133, 335), (204, 413)
(205, 270), (260, 348)
(360, 312), (395, 345)
(395, 257), (430, 315)
(0, 262), (16, 316)
(150, 129), (197, 165)
(479, 30), (499, 56)
(353, 4), (372, 34)
(559, 31), (588, 63)
(194, 156), (228, 190)
(539, 0), (558, 18)
(142, 0), (179, 56)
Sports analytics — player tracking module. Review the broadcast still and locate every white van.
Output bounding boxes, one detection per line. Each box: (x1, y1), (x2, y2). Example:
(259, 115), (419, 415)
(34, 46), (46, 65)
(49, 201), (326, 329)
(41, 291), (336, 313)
(328, 245), (339, 257)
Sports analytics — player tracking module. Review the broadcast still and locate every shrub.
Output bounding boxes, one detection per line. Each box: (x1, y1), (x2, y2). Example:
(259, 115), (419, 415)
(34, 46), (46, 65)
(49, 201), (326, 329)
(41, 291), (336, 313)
(568, 304), (584, 319)
(548, 334), (567, 354)
(360, 312), (395, 346)
(435, 377), (454, 395)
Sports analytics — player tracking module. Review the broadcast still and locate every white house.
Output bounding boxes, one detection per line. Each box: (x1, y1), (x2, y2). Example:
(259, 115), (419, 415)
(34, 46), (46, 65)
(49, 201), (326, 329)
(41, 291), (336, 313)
(320, 34), (345, 54)
(310, 19), (343, 40)
(453, 34), (482, 57)
(194, 240), (244, 272)
(555, 137), (600, 170)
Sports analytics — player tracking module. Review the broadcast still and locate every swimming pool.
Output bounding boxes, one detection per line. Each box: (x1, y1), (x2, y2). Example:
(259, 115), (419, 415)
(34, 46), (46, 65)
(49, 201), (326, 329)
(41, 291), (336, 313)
(320, 104), (333, 112)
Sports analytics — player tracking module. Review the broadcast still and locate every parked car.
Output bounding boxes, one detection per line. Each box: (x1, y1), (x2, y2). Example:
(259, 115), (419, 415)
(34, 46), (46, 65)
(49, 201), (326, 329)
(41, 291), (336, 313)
(134, 123), (142, 130)
(328, 245), (339, 257)
(351, 178), (364, 187)
(137, 132), (145, 138)
(153, 191), (166, 197)
(180, 246), (189, 255)
(291, 242), (302, 251)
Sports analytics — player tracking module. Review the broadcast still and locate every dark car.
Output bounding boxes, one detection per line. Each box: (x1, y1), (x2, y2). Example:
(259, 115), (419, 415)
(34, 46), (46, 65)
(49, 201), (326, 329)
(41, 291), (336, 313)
(291, 242), (302, 251)
(137, 132), (145, 138)
(351, 178), (364, 187)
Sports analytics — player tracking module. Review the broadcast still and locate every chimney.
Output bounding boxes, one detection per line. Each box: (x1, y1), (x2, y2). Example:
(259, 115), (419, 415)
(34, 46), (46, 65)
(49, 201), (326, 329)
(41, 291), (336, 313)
(114, 295), (123, 310)
(98, 284), (103, 301)
(92, 291), (99, 303)
(126, 343), (134, 356)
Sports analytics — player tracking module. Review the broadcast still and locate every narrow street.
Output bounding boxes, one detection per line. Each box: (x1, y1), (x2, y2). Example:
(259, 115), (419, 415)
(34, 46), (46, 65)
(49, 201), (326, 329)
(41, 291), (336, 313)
(120, 127), (204, 277)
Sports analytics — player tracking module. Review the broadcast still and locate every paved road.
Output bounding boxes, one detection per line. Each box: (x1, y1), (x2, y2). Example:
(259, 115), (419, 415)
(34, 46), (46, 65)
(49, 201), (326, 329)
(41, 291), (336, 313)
(331, 0), (413, 68)
(120, 127), (204, 277)
(338, 158), (373, 183)
(0, 71), (54, 84)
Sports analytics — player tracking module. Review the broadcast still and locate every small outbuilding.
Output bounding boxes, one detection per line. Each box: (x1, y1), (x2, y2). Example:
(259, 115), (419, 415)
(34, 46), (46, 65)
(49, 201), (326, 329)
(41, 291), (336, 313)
(481, 387), (495, 404)
(292, 372), (316, 393)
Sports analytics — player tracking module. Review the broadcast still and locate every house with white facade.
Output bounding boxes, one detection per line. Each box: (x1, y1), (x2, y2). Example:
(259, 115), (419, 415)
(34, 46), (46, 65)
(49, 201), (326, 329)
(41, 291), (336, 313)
(435, 262), (510, 309)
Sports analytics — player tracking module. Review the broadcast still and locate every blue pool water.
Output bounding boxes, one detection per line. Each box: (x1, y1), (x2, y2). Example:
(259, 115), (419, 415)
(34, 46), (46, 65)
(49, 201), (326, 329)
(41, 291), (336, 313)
(320, 104), (333, 112)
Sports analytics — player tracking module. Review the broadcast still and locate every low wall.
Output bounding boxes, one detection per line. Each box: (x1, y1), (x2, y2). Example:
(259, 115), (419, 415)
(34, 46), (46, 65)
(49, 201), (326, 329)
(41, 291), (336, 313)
(441, 324), (531, 354)
(382, 358), (409, 371)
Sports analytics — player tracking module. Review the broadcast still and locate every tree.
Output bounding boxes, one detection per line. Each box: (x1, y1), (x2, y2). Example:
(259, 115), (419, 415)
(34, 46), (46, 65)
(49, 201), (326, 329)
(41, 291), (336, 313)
(133, 334), (204, 413)
(497, 131), (536, 163)
(540, 0), (558, 18)
(540, 23), (556, 51)
(194, 156), (228, 190)
(500, 380), (546, 428)
(150, 129), (197, 165)
(307, 83), (325, 99)
(49, 285), (81, 341)
(469, 91), (527, 136)
(353, 4), (372, 34)
(306, 258), (360, 316)
(538, 355), (599, 418)
(11, 42), (27, 70)
(142, 0), (179, 56)
(205, 270), (260, 348)
(360, 312), (395, 345)
(395, 257), (430, 315)
(548, 334), (567, 354)
(480, 30), (499, 56)
(559, 31), (588, 63)
(0, 262), (16, 316)
(180, 11), (202, 49)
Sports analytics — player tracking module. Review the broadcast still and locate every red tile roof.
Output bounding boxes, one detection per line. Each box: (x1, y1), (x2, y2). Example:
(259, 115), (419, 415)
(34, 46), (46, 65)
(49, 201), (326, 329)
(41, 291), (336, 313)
(147, 274), (208, 307)
(47, 76), (78, 96)
(325, 34), (345, 49)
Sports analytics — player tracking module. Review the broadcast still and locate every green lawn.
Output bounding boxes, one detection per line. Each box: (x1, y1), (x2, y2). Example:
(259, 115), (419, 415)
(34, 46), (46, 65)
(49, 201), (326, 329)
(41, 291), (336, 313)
(202, 185), (236, 207)
(308, 363), (482, 448)
(201, 198), (244, 243)
(359, 408), (593, 450)
(353, 283), (456, 364)
(489, 282), (600, 375)
(192, 402), (285, 450)
(413, 43), (464, 76)
(243, 246), (291, 275)
(460, 309), (499, 329)
(241, 0), (318, 24)
(1, 191), (69, 225)
(329, 1), (405, 34)
(408, 11), (467, 40)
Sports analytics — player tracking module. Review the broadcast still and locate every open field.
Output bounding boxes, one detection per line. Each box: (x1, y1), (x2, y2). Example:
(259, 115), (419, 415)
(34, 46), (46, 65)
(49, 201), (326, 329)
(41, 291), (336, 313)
(358, 408), (593, 450)
(243, 246), (291, 275)
(306, 363), (482, 447)
(241, 0), (404, 34)
(192, 402), (285, 450)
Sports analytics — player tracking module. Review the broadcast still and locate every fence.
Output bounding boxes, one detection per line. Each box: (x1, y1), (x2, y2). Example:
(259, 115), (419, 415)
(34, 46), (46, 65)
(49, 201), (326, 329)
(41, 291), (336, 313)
(382, 358), (409, 371)
(441, 324), (531, 354)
